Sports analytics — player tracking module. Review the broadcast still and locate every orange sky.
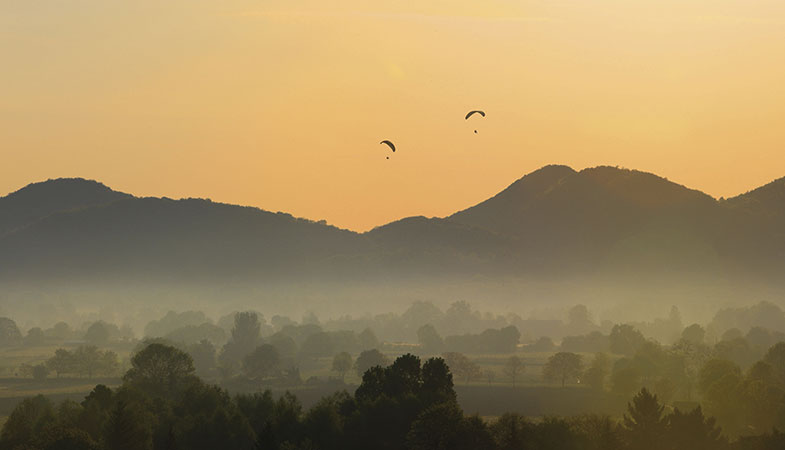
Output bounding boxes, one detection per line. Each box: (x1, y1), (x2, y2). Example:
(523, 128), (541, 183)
(2, 0), (785, 231)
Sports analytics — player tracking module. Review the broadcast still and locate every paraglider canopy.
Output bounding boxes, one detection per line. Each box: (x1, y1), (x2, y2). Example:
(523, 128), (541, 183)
(465, 110), (486, 120)
(380, 140), (396, 152)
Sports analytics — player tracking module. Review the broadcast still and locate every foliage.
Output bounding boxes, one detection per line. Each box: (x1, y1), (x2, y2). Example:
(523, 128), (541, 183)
(609, 324), (647, 357)
(442, 352), (482, 384)
(503, 356), (524, 388)
(45, 346), (118, 378)
(354, 349), (389, 377)
(0, 317), (23, 347)
(543, 352), (583, 387)
(331, 352), (353, 381)
(123, 343), (196, 396)
(243, 344), (281, 381)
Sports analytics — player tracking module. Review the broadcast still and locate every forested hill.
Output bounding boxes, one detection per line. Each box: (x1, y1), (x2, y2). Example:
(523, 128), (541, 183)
(0, 167), (783, 284)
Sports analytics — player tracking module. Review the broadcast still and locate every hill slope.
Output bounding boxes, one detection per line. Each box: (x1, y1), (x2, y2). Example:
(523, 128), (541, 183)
(0, 167), (783, 286)
(0, 178), (131, 236)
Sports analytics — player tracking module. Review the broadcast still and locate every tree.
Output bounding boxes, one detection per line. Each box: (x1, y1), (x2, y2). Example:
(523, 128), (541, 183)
(104, 400), (153, 450)
(407, 402), (464, 450)
(417, 324), (444, 353)
(0, 317), (22, 346)
(666, 406), (727, 450)
(188, 339), (217, 378)
(421, 357), (456, 404)
(527, 336), (556, 352)
(268, 332), (298, 359)
(568, 304), (594, 334)
(358, 327), (379, 350)
(331, 352), (352, 381)
(490, 413), (530, 450)
(32, 363), (50, 380)
(0, 395), (55, 448)
(681, 324), (706, 346)
(503, 356), (524, 388)
(570, 414), (623, 450)
(47, 348), (76, 377)
(407, 402), (491, 450)
(25, 327), (46, 346)
(443, 352), (481, 384)
(300, 332), (335, 359)
(763, 341), (785, 385)
(219, 312), (261, 372)
(48, 322), (73, 340)
(698, 359), (741, 395)
(123, 343), (195, 396)
(622, 388), (666, 450)
(386, 353), (423, 397)
(84, 321), (111, 346)
(609, 324), (646, 356)
(633, 341), (668, 383)
(611, 365), (642, 397)
(74, 346), (102, 378)
(669, 338), (713, 401)
(39, 427), (101, 450)
(583, 353), (610, 391)
(354, 349), (389, 377)
(243, 344), (281, 381)
(165, 323), (226, 346)
(543, 352), (583, 387)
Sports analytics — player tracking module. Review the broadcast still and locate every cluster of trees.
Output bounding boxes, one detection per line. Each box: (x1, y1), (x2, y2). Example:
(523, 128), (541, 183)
(418, 324), (521, 354)
(44, 346), (120, 379)
(3, 342), (785, 450)
(0, 316), (133, 349)
(312, 301), (612, 344)
(696, 342), (785, 436)
(153, 312), (391, 387)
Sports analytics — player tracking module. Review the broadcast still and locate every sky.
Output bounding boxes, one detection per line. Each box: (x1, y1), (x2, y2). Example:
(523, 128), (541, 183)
(2, 0), (785, 231)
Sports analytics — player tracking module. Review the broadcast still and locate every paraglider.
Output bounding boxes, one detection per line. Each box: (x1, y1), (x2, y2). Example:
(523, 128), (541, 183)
(465, 110), (485, 134)
(379, 140), (396, 152)
(465, 110), (485, 120)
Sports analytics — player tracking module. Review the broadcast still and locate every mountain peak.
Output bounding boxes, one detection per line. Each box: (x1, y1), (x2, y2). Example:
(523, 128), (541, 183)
(576, 166), (715, 207)
(7, 178), (119, 197)
(0, 178), (131, 235)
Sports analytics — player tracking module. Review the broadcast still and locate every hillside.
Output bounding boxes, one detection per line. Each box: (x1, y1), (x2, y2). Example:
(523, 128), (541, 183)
(448, 166), (723, 271)
(0, 195), (369, 281)
(0, 178), (131, 236)
(0, 167), (783, 287)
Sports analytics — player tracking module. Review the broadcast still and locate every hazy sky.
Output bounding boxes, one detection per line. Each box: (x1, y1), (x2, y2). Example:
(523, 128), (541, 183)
(2, 0), (785, 231)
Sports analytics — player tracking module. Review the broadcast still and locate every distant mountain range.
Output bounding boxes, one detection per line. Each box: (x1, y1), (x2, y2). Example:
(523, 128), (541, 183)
(1, 166), (784, 286)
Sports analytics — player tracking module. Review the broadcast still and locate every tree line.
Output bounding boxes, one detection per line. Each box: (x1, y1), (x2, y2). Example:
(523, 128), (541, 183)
(3, 342), (785, 450)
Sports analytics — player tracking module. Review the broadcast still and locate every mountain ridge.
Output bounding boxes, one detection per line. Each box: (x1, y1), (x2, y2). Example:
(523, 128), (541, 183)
(1, 166), (783, 285)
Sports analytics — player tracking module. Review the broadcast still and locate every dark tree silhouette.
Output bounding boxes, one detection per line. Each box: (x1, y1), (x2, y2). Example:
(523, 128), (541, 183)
(622, 388), (666, 450)
(104, 400), (153, 450)
(123, 343), (195, 396)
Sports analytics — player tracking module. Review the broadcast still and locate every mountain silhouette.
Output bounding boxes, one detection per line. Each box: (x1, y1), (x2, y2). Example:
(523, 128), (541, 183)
(0, 178), (130, 236)
(0, 167), (783, 288)
(448, 165), (723, 271)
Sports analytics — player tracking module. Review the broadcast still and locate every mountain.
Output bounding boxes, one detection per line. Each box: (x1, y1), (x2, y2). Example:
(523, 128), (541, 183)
(0, 194), (368, 282)
(0, 166), (783, 290)
(716, 177), (785, 274)
(447, 166), (723, 271)
(0, 178), (131, 236)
